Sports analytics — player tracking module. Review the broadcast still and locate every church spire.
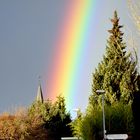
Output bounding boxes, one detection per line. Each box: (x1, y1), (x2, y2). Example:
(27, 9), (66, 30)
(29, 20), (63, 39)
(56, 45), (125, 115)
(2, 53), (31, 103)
(36, 76), (44, 103)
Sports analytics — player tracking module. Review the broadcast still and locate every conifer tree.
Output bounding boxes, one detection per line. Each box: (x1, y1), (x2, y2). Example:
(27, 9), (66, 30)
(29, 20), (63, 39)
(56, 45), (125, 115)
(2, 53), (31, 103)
(90, 11), (139, 105)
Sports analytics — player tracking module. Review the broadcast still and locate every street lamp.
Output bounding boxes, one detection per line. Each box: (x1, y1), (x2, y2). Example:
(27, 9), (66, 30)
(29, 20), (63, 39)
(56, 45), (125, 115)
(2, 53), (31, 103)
(73, 108), (80, 118)
(96, 90), (106, 140)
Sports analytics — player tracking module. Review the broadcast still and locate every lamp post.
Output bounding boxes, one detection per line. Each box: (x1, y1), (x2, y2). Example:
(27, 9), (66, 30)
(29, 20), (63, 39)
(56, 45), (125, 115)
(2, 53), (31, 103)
(96, 90), (106, 140)
(73, 108), (80, 118)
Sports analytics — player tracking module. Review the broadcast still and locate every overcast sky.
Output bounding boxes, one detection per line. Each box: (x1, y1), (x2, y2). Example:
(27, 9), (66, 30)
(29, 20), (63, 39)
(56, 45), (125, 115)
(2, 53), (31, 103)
(0, 0), (139, 115)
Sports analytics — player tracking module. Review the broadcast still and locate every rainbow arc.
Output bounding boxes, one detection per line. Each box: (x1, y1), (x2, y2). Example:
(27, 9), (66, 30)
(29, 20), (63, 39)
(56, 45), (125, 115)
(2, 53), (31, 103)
(46, 1), (97, 111)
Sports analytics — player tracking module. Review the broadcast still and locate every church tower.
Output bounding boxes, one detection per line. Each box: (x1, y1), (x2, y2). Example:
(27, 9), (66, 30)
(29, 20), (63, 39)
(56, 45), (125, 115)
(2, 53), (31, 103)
(36, 77), (44, 103)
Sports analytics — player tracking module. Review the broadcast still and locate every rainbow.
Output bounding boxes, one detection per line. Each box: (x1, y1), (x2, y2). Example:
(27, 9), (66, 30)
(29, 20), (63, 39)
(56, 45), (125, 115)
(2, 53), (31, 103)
(46, 1), (97, 111)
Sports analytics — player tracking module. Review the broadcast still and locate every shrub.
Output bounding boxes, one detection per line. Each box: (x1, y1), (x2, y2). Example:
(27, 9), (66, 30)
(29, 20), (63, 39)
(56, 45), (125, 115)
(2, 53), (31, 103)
(71, 102), (134, 140)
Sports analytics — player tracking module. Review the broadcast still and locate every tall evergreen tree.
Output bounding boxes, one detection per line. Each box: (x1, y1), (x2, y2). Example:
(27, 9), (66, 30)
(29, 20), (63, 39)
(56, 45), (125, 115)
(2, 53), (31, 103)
(89, 11), (138, 105)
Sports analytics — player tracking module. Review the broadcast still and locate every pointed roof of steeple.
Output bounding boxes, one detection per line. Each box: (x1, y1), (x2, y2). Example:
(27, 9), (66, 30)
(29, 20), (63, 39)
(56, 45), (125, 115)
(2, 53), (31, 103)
(36, 76), (44, 103)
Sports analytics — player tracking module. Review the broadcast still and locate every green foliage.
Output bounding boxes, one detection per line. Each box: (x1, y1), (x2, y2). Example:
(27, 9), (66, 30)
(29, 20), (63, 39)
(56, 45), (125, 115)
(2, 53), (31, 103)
(28, 101), (48, 125)
(70, 106), (104, 140)
(71, 102), (134, 140)
(28, 95), (72, 139)
(105, 102), (134, 134)
(70, 109), (83, 138)
(90, 11), (139, 105)
(45, 95), (72, 139)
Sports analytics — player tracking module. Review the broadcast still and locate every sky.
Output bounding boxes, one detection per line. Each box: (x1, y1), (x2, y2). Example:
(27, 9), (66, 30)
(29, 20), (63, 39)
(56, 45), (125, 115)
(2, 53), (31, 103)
(0, 0), (139, 116)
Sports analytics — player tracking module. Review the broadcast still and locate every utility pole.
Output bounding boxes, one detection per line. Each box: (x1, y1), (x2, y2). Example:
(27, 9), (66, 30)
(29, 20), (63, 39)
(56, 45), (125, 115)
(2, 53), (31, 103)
(96, 90), (106, 140)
